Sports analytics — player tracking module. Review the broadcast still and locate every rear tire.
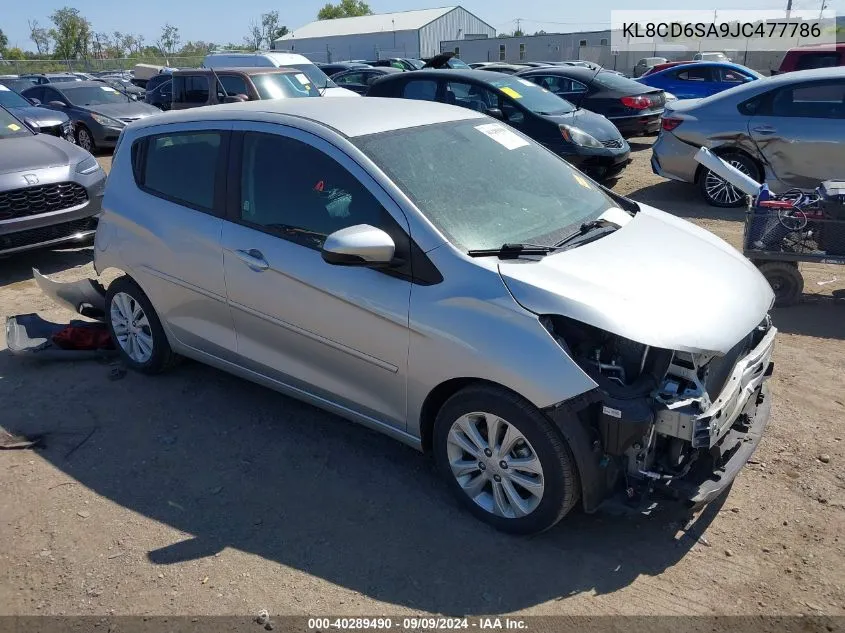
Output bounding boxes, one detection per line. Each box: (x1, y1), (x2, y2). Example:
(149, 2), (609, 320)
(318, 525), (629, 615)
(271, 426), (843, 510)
(699, 152), (760, 208)
(105, 276), (177, 374)
(758, 261), (803, 307)
(433, 384), (579, 534)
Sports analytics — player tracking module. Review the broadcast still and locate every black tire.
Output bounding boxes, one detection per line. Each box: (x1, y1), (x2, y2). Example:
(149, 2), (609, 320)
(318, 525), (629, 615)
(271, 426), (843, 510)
(699, 151), (760, 208)
(758, 261), (803, 307)
(433, 384), (580, 535)
(105, 276), (177, 374)
(75, 124), (96, 154)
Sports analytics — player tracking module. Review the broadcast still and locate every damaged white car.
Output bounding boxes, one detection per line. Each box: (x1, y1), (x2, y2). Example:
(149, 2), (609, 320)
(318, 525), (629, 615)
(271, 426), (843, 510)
(31, 99), (776, 534)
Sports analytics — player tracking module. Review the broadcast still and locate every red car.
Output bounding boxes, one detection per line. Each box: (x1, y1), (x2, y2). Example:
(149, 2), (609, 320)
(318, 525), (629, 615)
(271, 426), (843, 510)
(774, 43), (845, 74)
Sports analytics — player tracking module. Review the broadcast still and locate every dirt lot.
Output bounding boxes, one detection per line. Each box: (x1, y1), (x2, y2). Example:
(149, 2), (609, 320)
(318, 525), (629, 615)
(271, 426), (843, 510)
(0, 140), (843, 618)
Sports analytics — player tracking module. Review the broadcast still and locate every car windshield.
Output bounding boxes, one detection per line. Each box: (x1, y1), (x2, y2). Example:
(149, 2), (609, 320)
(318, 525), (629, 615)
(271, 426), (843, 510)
(253, 73), (321, 99)
(406, 59), (425, 69)
(489, 76), (575, 115)
(63, 85), (131, 105)
(0, 85), (31, 108)
(288, 63), (338, 89)
(354, 119), (615, 251)
(0, 107), (33, 139)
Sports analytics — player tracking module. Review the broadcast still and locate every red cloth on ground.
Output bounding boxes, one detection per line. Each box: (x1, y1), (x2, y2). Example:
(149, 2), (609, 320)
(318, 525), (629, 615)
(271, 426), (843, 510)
(51, 325), (115, 350)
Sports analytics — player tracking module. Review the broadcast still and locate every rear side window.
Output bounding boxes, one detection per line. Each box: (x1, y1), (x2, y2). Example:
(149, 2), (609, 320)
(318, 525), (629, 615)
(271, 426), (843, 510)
(403, 80), (437, 100)
(768, 81), (845, 119)
(133, 131), (224, 211)
(676, 67), (712, 82)
(173, 75), (210, 104)
(795, 52), (840, 71)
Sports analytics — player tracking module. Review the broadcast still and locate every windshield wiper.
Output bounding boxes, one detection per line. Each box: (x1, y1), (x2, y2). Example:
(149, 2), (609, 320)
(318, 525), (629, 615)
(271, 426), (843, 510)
(554, 219), (617, 249)
(467, 243), (559, 259)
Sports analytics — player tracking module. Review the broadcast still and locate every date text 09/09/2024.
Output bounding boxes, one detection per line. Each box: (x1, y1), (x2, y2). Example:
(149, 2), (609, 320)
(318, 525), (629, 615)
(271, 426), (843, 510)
(307, 617), (528, 630)
(622, 21), (822, 39)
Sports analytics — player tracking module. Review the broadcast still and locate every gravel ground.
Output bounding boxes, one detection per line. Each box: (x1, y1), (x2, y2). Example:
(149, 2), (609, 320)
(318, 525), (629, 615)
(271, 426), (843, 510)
(0, 140), (843, 618)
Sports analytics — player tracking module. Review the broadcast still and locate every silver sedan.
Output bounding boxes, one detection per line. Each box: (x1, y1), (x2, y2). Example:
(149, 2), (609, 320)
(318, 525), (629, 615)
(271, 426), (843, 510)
(652, 67), (845, 207)
(79, 98), (775, 533)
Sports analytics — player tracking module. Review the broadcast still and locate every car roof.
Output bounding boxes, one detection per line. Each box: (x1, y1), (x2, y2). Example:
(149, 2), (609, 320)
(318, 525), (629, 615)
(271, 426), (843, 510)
(126, 96), (484, 138)
(376, 68), (513, 83)
(519, 66), (601, 79)
(173, 67), (299, 76)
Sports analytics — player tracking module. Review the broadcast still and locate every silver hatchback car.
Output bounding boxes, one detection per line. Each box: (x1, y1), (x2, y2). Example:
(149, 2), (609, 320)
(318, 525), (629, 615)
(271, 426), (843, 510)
(92, 98), (777, 533)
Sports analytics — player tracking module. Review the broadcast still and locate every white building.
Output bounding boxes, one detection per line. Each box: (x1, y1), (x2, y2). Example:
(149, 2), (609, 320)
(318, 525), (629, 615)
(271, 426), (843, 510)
(273, 6), (496, 62)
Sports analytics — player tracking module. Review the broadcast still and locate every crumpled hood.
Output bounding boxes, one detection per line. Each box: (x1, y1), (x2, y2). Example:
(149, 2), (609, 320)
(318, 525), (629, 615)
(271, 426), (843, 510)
(8, 105), (69, 128)
(0, 134), (87, 175)
(498, 203), (774, 354)
(546, 107), (622, 142)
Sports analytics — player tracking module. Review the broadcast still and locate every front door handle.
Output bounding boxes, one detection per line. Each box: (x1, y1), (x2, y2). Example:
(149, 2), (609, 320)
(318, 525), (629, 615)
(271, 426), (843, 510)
(235, 249), (269, 272)
(752, 126), (776, 135)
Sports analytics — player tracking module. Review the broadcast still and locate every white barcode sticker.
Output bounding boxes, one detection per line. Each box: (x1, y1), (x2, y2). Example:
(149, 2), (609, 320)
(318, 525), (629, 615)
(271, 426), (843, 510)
(474, 123), (529, 150)
(295, 73), (310, 85)
(602, 406), (622, 419)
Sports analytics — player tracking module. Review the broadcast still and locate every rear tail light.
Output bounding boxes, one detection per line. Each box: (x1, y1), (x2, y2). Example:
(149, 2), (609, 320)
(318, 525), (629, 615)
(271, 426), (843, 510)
(621, 95), (652, 109)
(661, 117), (683, 131)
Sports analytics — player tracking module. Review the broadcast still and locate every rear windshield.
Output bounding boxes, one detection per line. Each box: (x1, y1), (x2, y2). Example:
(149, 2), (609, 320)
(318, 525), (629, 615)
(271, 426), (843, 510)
(63, 85), (131, 105)
(253, 73), (321, 99)
(490, 77), (575, 115)
(593, 72), (649, 92)
(0, 108), (33, 139)
(288, 63), (337, 89)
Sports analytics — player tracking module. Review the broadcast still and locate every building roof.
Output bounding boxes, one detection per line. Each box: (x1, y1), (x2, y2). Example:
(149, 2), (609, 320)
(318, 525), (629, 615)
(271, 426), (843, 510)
(124, 96), (484, 138)
(277, 6), (458, 41)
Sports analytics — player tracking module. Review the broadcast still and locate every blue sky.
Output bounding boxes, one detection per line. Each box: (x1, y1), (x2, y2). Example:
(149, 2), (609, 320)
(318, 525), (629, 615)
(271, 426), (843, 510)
(3, 0), (841, 52)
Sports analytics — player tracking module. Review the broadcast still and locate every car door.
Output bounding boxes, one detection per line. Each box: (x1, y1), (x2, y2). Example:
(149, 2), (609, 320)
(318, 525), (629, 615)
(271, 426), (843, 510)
(126, 124), (238, 360)
(668, 66), (717, 99)
(532, 75), (588, 104)
(220, 125), (412, 428)
(748, 79), (845, 189)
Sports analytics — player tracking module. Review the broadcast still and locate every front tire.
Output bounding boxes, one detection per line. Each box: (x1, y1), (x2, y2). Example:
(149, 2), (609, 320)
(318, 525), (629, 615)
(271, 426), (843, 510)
(433, 384), (580, 534)
(76, 125), (96, 154)
(106, 276), (177, 374)
(699, 152), (760, 208)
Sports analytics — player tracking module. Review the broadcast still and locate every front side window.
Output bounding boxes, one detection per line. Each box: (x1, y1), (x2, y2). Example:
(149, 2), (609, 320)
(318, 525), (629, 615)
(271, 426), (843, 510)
(355, 120), (616, 251)
(217, 75), (249, 97)
(138, 132), (223, 210)
(403, 80), (437, 101)
(334, 72), (366, 86)
(768, 81), (845, 119)
(239, 132), (388, 250)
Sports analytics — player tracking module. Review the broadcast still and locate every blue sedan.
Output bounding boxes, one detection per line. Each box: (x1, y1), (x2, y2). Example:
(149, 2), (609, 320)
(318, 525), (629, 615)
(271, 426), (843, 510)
(637, 62), (761, 99)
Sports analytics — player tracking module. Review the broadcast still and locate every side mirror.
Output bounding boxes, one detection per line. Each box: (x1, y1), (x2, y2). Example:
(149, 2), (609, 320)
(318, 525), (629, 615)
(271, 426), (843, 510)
(28, 97), (41, 106)
(48, 101), (66, 108)
(485, 107), (504, 119)
(321, 224), (395, 267)
(22, 118), (40, 134)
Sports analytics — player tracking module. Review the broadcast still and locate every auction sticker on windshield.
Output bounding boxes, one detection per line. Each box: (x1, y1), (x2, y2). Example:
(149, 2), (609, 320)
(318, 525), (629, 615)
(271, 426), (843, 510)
(499, 86), (522, 99)
(100, 86), (118, 92)
(475, 123), (529, 150)
(295, 73), (311, 85)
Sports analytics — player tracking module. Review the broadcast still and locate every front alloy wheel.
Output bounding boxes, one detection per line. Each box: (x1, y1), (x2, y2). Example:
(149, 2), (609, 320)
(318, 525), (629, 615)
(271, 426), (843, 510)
(700, 153), (759, 208)
(447, 412), (545, 518)
(433, 384), (579, 534)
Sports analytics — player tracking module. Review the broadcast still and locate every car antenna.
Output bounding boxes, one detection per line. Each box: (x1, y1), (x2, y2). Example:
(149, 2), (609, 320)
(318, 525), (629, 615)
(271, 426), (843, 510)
(207, 65), (229, 100)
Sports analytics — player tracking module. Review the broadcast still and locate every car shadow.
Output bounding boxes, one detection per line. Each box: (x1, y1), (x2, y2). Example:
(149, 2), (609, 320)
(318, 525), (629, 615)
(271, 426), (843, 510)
(0, 352), (720, 614)
(772, 299), (845, 341)
(626, 139), (654, 152)
(630, 180), (746, 222)
(0, 245), (93, 288)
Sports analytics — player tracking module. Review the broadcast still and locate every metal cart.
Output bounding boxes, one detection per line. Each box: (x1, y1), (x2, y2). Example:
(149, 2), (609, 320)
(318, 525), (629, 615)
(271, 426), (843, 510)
(743, 185), (845, 307)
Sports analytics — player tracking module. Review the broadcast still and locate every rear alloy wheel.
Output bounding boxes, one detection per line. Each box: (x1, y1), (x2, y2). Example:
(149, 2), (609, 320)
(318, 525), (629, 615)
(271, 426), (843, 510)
(106, 277), (177, 374)
(433, 385), (579, 534)
(699, 152), (759, 208)
(758, 261), (803, 307)
(75, 125), (96, 153)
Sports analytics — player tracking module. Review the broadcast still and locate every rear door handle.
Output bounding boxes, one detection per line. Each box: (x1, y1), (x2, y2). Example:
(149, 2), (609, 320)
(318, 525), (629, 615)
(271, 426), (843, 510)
(235, 249), (269, 272)
(752, 126), (776, 135)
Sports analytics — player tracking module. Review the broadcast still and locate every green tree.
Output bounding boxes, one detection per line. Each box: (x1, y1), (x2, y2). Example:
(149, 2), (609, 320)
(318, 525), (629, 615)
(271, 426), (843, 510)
(49, 7), (92, 60)
(28, 20), (52, 55)
(317, 0), (372, 20)
(276, 25), (289, 39)
(179, 40), (215, 56)
(0, 28), (8, 53)
(157, 23), (181, 58)
(245, 10), (287, 49)
(5, 47), (25, 60)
